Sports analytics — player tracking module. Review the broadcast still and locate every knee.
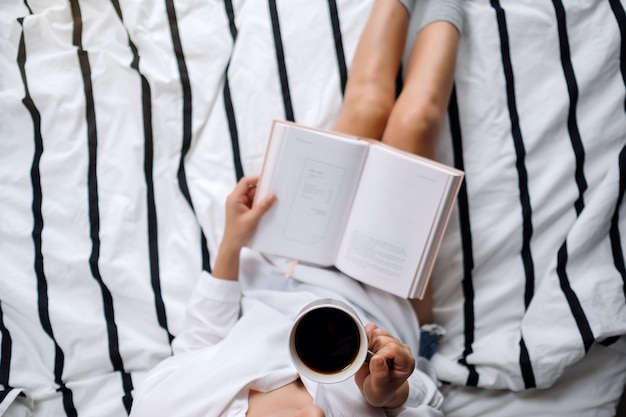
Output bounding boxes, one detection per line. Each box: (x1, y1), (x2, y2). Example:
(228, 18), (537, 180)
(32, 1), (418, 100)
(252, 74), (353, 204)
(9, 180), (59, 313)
(383, 93), (444, 155)
(402, 94), (444, 140)
(335, 78), (396, 139)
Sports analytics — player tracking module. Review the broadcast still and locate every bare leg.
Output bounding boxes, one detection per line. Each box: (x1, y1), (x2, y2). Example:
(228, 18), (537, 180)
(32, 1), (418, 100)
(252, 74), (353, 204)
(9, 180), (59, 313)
(381, 21), (459, 158)
(333, 0), (410, 139)
(388, 21), (459, 323)
(334, 2), (460, 324)
(247, 380), (323, 417)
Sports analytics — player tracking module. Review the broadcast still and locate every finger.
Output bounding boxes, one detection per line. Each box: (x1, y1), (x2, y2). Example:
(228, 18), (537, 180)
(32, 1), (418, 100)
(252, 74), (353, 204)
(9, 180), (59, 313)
(368, 332), (414, 376)
(377, 344), (415, 377)
(369, 354), (390, 381)
(228, 176), (257, 203)
(361, 356), (393, 408)
(367, 324), (395, 348)
(240, 175), (260, 188)
(244, 178), (260, 201)
(365, 323), (377, 349)
(371, 327), (393, 339)
(250, 193), (276, 217)
(368, 330), (398, 354)
(235, 175), (259, 197)
(243, 177), (266, 206)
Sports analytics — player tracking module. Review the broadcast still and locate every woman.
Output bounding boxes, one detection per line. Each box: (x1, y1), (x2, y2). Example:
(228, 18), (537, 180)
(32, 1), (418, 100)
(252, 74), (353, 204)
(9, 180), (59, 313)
(130, 176), (442, 417)
(130, 1), (462, 415)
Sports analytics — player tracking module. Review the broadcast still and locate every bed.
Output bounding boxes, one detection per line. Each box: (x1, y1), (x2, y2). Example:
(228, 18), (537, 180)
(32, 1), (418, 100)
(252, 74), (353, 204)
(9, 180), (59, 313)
(1, 1), (625, 416)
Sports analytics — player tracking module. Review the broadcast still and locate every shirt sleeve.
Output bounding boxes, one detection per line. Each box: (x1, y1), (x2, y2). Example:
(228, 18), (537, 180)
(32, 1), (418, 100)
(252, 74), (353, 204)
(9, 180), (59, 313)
(172, 271), (243, 354)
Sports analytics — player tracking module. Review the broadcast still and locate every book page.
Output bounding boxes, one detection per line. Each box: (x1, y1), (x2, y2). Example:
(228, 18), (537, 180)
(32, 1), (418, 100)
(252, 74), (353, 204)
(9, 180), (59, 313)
(250, 123), (369, 265)
(282, 159), (346, 243)
(335, 144), (455, 297)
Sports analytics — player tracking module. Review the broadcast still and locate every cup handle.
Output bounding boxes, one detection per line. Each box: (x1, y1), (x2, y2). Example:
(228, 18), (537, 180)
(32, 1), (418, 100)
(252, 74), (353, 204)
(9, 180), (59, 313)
(366, 350), (394, 370)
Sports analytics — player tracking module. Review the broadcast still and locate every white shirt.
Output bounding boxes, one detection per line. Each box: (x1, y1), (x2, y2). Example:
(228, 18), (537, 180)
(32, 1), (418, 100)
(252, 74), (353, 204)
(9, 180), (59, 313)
(130, 249), (443, 417)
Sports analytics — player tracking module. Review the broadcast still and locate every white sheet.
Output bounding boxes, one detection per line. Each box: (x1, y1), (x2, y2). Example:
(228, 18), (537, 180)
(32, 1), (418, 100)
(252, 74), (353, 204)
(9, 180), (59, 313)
(1, 0), (624, 416)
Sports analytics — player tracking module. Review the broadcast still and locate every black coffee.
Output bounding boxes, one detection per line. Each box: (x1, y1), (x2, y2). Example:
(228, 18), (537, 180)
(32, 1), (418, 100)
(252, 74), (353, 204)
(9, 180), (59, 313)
(294, 307), (360, 374)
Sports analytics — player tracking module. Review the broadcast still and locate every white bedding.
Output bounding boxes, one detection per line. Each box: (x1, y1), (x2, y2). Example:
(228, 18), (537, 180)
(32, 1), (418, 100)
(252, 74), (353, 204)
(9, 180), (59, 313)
(1, 1), (625, 416)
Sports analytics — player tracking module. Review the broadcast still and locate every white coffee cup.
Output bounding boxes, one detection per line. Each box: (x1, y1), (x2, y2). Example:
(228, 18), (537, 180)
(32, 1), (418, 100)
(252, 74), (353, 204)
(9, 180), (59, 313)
(288, 298), (369, 384)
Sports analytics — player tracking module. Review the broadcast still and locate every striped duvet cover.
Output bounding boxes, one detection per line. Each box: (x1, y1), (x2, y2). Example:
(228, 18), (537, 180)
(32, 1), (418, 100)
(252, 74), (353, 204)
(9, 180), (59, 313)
(1, 1), (625, 416)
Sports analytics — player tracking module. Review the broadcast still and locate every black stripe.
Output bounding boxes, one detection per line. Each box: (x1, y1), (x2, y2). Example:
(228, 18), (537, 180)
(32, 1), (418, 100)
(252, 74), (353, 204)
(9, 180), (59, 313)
(608, 0), (626, 112)
(327, 0), (348, 94)
(610, 144), (626, 298)
(553, 0), (587, 215)
(491, 0), (535, 308)
(165, 1), (192, 204)
(69, 1), (134, 412)
(448, 86), (479, 387)
(599, 335), (620, 347)
(110, 0), (174, 345)
(17, 15), (78, 417)
(0, 389), (10, 405)
(223, 79), (244, 181)
(518, 338), (536, 388)
(223, 0), (245, 181)
(395, 66), (404, 99)
(0, 302), (12, 390)
(224, 0), (237, 39)
(551, 0), (596, 354)
(608, 0), (626, 298)
(491, 0), (537, 388)
(556, 242), (595, 351)
(165, 0), (212, 272)
(268, 0), (295, 121)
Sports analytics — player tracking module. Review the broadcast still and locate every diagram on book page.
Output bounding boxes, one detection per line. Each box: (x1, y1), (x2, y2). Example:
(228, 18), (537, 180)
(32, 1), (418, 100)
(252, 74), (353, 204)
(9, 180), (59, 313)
(282, 159), (346, 244)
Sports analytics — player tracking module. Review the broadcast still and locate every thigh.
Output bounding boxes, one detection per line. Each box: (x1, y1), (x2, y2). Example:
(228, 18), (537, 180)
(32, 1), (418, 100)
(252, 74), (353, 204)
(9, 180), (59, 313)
(347, 0), (410, 87)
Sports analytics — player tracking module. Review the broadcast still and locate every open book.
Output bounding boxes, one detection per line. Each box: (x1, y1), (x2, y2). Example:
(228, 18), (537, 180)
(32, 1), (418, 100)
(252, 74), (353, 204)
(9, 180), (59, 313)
(249, 121), (464, 299)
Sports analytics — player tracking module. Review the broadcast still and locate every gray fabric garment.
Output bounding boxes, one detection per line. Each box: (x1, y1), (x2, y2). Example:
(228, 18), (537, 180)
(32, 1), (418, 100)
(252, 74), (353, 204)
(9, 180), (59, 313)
(398, 0), (463, 33)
